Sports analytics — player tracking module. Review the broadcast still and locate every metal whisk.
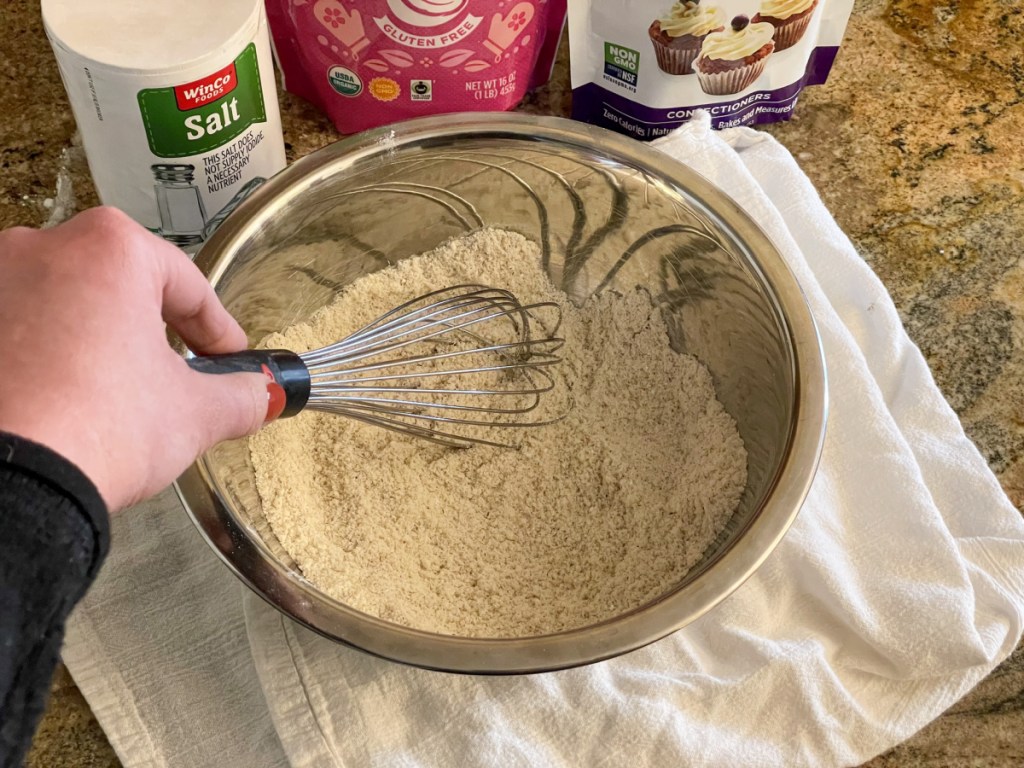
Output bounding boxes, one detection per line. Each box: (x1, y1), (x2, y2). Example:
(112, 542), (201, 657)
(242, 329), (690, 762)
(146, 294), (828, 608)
(187, 285), (565, 448)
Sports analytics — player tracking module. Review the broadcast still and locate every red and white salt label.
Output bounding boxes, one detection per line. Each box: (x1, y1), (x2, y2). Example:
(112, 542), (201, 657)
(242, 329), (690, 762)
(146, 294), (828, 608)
(174, 62), (239, 111)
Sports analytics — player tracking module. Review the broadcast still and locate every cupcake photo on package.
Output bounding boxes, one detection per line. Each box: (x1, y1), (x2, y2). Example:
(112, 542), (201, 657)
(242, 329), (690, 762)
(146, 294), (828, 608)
(753, 0), (820, 51)
(694, 15), (775, 95)
(648, 0), (725, 76)
(568, 0), (853, 137)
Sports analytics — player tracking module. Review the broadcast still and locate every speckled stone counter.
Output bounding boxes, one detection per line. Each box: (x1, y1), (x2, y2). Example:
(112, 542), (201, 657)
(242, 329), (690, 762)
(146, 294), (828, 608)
(2, 0), (1022, 764)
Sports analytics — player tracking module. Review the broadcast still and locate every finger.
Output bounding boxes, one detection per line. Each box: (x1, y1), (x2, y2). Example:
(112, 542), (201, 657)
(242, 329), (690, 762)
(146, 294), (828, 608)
(149, 234), (249, 354)
(187, 369), (269, 451)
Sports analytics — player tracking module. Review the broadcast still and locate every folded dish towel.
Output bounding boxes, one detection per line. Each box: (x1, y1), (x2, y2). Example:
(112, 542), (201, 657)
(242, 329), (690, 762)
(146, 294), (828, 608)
(63, 114), (1024, 768)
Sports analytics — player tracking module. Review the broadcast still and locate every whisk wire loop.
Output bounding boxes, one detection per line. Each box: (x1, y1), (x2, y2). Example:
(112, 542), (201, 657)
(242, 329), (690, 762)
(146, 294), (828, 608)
(300, 284), (565, 448)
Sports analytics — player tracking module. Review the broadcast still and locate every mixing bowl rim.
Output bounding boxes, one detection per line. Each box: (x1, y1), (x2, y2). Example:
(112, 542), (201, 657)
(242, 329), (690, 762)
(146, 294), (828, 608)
(176, 112), (828, 674)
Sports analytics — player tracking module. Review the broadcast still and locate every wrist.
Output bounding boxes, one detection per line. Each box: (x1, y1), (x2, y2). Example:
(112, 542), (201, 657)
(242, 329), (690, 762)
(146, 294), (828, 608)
(0, 414), (112, 509)
(0, 430), (111, 575)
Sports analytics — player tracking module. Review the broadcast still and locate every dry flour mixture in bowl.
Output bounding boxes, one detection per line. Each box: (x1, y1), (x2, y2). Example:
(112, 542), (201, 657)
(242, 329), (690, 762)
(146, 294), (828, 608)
(176, 114), (827, 673)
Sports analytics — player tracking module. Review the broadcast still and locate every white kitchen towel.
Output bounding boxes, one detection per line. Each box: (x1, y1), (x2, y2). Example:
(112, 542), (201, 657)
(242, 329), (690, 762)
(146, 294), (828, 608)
(61, 490), (290, 768)
(61, 113), (1024, 768)
(242, 115), (1024, 766)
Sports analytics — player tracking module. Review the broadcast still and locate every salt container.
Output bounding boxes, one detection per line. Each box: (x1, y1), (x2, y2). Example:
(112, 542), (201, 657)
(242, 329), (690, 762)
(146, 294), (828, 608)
(42, 0), (287, 249)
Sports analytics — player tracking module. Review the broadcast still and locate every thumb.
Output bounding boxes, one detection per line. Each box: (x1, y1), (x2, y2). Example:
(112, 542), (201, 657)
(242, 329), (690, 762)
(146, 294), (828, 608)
(190, 370), (270, 451)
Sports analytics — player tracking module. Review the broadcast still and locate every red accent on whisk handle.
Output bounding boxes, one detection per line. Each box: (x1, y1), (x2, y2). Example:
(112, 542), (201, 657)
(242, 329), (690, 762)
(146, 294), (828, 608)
(187, 350), (311, 419)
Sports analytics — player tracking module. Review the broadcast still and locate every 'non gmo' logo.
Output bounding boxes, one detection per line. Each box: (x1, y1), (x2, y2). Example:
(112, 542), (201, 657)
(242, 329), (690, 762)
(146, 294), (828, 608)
(603, 42), (639, 89)
(327, 66), (362, 97)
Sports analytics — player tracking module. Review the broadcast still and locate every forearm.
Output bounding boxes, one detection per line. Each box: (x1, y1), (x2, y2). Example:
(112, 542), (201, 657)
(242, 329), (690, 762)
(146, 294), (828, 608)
(0, 432), (109, 768)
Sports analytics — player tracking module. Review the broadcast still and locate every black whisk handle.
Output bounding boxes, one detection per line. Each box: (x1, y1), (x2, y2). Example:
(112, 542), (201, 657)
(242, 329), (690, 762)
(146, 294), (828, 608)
(187, 349), (311, 420)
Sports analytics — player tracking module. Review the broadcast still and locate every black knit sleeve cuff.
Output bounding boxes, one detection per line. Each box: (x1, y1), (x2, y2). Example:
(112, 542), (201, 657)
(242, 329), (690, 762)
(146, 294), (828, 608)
(0, 431), (110, 577)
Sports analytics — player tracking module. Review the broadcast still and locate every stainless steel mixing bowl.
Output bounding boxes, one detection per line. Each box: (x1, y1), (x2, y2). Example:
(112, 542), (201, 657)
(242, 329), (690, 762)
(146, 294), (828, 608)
(176, 113), (827, 673)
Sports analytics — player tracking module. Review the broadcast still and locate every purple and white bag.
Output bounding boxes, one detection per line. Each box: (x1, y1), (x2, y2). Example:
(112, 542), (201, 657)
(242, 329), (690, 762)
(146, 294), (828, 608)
(568, 0), (854, 138)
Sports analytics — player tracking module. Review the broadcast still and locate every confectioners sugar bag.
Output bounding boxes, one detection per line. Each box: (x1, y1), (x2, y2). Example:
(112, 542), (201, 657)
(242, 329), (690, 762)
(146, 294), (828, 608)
(266, 0), (566, 134)
(568, 0), (853, 138)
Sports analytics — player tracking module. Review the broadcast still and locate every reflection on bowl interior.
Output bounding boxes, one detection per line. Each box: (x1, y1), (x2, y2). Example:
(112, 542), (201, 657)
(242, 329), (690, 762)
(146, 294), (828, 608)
(205, 139), (792, 603)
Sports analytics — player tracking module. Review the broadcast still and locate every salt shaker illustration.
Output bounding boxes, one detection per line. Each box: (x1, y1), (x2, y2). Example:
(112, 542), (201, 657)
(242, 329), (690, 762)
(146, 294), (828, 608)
(314, 0), (371, 57)
(202, 176), (267, 240)
(482, 2), (535, 61)
(152, 164), (207, 247)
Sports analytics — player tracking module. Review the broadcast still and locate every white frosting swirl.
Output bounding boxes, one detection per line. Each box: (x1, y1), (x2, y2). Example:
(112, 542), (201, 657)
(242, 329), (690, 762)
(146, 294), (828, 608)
(699, 21), (775, 60)
(658, 2), (724, 38)
(758, 0), (815, 20)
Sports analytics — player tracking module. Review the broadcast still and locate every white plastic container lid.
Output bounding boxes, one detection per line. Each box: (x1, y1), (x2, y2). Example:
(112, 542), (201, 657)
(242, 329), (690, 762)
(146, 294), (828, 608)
(41, 0), (263, 74)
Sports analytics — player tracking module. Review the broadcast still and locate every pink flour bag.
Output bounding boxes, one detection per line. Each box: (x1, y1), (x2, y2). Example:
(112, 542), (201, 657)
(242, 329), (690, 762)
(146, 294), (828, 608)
(266, 0), (567, 133)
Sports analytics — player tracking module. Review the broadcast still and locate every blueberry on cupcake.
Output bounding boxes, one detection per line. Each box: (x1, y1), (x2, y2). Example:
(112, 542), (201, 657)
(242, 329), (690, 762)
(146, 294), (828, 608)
(694, 14), (776, 95)
(752, 0), (819, 51)
(648, 0), (725, 76)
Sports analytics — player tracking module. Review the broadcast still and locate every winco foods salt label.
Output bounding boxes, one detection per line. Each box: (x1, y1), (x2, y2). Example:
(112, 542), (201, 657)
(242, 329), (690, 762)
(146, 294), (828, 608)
(43, 0), (286, 249)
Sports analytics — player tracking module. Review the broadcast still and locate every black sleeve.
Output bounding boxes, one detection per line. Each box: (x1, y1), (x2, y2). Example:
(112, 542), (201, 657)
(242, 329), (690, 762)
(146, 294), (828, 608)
(0, 432), (110, 768)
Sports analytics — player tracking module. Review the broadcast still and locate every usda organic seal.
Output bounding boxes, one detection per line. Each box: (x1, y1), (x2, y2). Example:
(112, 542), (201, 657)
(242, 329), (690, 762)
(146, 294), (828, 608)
(327, 66), (363, 97)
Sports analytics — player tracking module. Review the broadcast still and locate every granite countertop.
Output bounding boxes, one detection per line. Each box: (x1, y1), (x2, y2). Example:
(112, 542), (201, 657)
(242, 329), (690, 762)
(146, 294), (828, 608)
(3, 0), (1023, 764)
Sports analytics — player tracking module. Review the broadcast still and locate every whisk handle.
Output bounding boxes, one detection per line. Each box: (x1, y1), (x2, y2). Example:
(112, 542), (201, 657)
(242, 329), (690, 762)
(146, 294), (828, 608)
(187, 350), (310, 419)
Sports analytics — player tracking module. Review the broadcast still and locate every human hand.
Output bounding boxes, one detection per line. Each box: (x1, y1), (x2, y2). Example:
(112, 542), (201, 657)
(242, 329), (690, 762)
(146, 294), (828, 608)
(0, 207), (269, 512)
